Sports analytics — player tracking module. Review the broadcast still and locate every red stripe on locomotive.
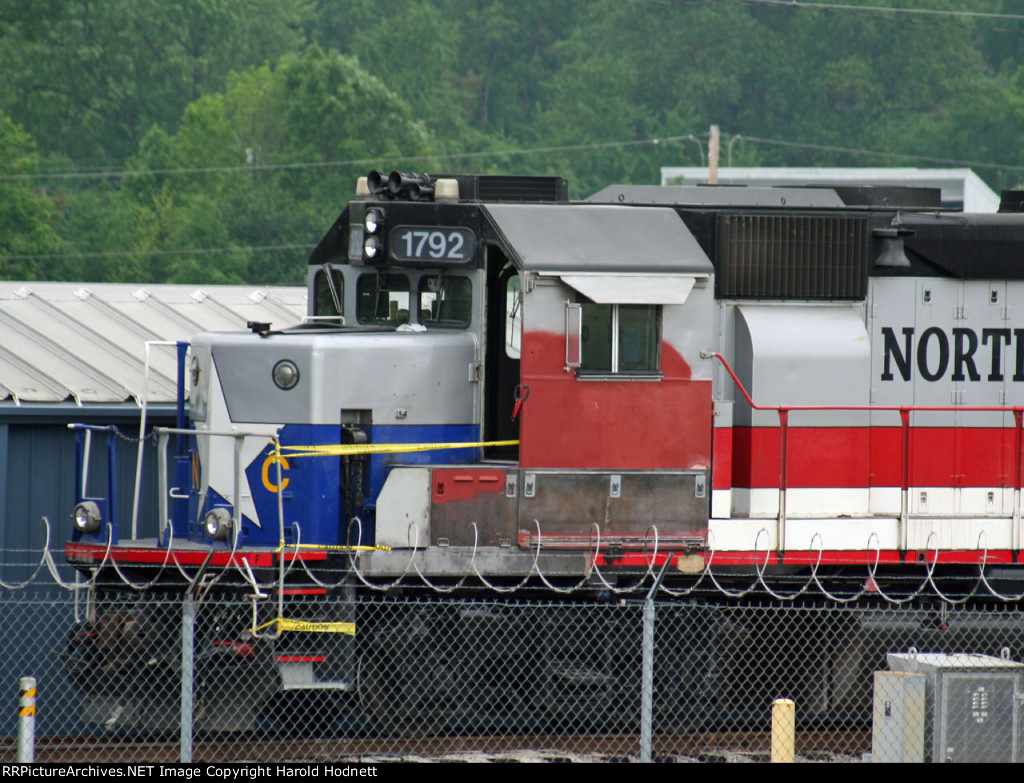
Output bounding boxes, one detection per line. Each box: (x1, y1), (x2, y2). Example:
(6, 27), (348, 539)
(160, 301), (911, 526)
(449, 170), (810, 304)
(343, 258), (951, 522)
(726, 425), (1022, 488)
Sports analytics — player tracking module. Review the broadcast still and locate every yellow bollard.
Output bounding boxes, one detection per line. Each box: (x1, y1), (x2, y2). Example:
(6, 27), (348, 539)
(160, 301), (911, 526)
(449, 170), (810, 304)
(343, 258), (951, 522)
(771, 698), (795, 763)
(18, 676), (36, 763)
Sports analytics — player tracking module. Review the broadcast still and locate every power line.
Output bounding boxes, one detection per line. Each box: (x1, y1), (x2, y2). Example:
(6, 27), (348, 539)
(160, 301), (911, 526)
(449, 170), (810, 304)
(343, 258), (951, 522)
(4, 130), (1023, 264)
(0, 135), (703, 182)
(6, 130), (1024, 183)
(737, 134), (1024, 173)
(736, 0), (1024, 22)
(0, 243), (315, 263)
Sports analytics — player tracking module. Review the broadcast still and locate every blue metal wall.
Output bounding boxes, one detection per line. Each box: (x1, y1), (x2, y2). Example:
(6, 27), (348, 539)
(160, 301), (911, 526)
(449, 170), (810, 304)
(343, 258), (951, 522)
(0, 405), (176, 583)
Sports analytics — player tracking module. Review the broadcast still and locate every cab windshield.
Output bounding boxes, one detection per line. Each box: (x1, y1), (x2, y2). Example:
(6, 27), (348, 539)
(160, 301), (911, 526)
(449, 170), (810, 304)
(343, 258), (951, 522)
(357, 272), (471, 327)
(418, 275), (471, 328)
(357, 273), (411, 325)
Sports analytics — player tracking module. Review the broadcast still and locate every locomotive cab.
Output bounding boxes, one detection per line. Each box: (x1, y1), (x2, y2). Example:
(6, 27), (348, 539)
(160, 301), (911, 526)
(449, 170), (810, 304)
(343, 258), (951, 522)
(302, 173), (717, 576)
(66, 171), (719, 582)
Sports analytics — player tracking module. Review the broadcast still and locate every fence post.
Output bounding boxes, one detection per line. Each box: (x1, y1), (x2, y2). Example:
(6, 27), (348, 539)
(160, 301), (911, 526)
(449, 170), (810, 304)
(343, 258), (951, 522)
(640, 597), (654, 763)
(640, 555), (674, 763)
(181, 552), (213, 762)
(17, 676), (35, 763)
(180, 592), (195, 763)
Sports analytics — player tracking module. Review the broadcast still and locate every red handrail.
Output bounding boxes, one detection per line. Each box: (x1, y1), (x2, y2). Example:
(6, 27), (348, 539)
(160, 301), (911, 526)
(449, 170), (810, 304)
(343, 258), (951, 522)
(706, 352), (1024, 537)
(709, 352), (1023, 415)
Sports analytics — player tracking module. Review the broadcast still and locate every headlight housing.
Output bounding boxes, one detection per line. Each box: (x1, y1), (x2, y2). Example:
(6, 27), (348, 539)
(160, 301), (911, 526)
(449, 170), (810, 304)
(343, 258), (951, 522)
(364, 208), (384, 234)
(203, 508), (232, 541)
(73, 501), (102, 533)
(363, 235), (383, 260)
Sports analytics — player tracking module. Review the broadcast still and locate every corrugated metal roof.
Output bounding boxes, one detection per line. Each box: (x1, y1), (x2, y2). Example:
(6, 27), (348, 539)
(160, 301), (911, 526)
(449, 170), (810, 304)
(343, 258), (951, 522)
(0, 282), (306, 405)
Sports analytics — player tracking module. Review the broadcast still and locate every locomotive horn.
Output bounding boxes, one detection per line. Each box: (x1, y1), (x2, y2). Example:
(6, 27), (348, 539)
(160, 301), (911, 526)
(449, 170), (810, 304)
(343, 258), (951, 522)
(366, 170), (387, 196)
(387, 171), (434, 197)
(407, 182), (435, 201)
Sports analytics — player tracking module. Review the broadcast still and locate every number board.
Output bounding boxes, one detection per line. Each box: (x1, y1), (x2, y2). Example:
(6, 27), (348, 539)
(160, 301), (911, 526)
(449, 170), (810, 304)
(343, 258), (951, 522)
(390, 227), (476, 263)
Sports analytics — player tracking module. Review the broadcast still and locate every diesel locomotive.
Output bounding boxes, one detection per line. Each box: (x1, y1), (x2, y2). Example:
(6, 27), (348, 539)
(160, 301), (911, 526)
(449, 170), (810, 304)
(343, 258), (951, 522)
(62, 170), (1024, 731)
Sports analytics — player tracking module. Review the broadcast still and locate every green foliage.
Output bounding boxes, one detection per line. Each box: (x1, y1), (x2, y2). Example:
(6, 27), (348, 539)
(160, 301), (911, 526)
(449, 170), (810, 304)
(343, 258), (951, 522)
(4, 1), (1024, 283)
(124, 47), (432, 284)
(0, 0), (310, 163)
(0, 113), (63, 280)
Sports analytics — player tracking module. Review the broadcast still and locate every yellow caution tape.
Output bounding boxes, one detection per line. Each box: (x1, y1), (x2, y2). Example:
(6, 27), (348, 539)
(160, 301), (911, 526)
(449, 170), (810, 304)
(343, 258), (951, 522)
(278, 440), (519, 458)
(254, 617), (356, 635)
(19, 706), (36, 716)
(278, 619), (356, 635)
(275, 542), (391, 553)
(19, 687), (36, 699)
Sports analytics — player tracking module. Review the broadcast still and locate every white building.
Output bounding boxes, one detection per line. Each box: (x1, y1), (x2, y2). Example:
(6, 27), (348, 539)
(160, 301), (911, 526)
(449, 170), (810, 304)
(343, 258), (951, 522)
(659, 167), (999, 213)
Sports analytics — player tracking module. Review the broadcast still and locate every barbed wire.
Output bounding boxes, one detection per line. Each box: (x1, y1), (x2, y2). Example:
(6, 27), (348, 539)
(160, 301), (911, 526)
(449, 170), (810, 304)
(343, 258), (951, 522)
(11, 515), (1024, 604)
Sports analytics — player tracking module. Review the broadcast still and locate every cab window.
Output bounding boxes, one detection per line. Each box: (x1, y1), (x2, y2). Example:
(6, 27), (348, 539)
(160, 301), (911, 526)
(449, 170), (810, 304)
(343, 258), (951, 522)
(357, 273), (411, 325)
(580, 299), (659, 374)
(418, 276), (472, 328)
(506, 274), (521, 358)
(313, 267), (344, 318)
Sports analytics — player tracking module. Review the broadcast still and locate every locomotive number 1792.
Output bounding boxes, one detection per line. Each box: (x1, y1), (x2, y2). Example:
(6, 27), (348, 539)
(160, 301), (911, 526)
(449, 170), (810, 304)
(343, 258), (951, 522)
(391, 226), (476, 262)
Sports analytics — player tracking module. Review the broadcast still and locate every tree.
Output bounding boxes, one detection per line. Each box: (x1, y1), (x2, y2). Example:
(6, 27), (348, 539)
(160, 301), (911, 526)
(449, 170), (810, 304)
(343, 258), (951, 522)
(0, 112), (63, 280)
(0, 0), (312, 164)
(124, 47), (434, 284)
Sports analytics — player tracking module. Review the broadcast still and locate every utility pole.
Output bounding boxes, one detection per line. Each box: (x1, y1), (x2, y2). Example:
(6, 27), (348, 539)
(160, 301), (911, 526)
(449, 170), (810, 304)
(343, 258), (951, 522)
(708, 124), (720, 185)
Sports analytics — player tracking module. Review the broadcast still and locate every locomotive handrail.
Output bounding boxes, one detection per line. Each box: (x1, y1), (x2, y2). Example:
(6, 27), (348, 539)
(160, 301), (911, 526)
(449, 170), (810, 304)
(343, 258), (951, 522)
(706, 351), (1024, 554)
(151, 425), (299, 605)
(67, 342), (186, 541)
(131, 341), (184, 540)
(706, 351), (1024, 414)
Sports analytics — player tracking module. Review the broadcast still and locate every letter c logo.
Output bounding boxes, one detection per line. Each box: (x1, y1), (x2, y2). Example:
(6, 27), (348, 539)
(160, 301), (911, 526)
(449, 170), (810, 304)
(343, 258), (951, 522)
(261, 454), (291, 493)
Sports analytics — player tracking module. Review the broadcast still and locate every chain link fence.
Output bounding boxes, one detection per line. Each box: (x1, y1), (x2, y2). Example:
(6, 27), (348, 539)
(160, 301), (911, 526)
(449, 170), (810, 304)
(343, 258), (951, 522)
(4, 564), (1024, 764)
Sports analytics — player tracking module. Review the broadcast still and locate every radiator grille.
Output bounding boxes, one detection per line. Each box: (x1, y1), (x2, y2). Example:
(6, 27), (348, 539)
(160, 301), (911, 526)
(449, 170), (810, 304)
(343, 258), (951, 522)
(476, 176), (568, 203)
(716, 214), (869, 299)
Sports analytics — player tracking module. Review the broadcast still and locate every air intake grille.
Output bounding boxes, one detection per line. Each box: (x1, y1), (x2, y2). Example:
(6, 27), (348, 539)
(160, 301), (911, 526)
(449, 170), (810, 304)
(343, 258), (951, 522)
(716, 214), (868, 299)
(476, 176), (568, 203)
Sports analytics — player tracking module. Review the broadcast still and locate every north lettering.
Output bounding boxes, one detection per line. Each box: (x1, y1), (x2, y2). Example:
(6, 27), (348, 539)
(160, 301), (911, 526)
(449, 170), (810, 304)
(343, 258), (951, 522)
(881, 325), (1024, 383)
(917, 326), (948, 382)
